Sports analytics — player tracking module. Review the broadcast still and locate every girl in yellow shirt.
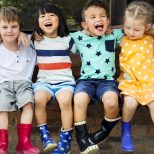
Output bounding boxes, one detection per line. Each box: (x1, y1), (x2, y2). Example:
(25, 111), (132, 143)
(118, 1), (154, 152)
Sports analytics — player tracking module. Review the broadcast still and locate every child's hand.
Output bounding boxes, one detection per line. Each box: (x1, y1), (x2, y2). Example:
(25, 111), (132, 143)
(18, 32), (30, 47)
(35, 32), (44, 41)
(105, 26), (113, 35)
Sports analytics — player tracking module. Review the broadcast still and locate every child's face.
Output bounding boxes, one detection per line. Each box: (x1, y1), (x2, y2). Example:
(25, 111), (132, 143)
(82, 6), (109, 36)
(124, 17), (150, 40)
(0, 20), (20, 43)
(39, 12), (59, 38)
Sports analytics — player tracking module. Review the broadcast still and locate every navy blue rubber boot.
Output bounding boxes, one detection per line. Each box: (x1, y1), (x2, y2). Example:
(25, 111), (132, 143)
(38, 124), (57, 153)
(50, 128), (73, 154)
(121, 121), (134, 152)
(89, 117), (121, 145)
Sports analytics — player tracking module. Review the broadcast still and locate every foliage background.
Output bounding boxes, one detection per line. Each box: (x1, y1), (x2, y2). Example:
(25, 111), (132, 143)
(0, 0), (109, 31)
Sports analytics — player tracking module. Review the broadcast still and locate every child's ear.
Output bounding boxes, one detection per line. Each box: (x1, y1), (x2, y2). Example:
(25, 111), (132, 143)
(145, 24), (152, 31)
(81, 21), (87, 30)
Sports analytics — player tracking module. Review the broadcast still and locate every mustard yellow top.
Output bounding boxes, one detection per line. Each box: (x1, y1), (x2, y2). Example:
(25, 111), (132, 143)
(118, 35), (154, 105)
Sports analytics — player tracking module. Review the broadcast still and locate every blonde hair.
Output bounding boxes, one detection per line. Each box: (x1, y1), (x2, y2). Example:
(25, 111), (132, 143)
(0, 6), (20, 23)
(124, 1), (154, 24)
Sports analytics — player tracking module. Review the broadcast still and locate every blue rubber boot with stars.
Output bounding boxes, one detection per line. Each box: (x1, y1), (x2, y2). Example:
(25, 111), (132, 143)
(50, 128), (73, 154)
(38, 124), (57, 153)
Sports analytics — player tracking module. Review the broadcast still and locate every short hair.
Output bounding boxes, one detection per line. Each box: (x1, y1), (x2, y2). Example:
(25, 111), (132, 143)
(0, 6), (20, 24)
(124, 1), (154, 24)
(32, 3), (69, 40)
(81, 0), (109, 21)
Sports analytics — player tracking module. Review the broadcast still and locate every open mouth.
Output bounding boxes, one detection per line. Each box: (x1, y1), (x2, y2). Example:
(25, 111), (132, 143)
(95, 24), (104, 31)
(45, 23), (52, 28)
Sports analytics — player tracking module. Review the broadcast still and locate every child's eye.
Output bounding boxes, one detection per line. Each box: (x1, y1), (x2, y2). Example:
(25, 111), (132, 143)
(49, 13), (56, 17)
(101, 15), (106, 18)
(90, 16), (95, 19)
(12, 26), (18, 28)
(40, 15), (45, 18)
(135, 29), (141, 32)
(2, 26), (7, 29)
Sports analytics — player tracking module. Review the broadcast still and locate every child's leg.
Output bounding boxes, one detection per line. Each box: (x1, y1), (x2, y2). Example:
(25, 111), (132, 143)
(74, 92), (99, 154)
(35, 90), (57, 152)
(16, 103), (40, 154)
(50, 90), (73, 154)
(0, 112), (8, 154)
(34, 90), (52, 125)
(90, 91), (120, 144)
(74, 92), (90, 122)
(0, 112), (8, 129)
(121, 95), (138, 152)
(20, 102), (33, 124)
(102, 91), (119, 119)
(147, 100), (154, 123)
(122, 95), (138, 122)
(56, 90), (73, 129)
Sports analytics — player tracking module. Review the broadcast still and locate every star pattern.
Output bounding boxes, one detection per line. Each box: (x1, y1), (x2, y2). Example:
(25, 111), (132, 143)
(74, 29), (122, 80)
(86, 44), (92, 48)
(78, 36), (83, 41)
(87, 61), (91, 65)
(97, 36), (102, 40)
(111, 67), (114, 72)
(95, 69), (101, 74)
(96, 51), (101, 56)
(105, 58), (110, 64)
(82, 70), (85, 74)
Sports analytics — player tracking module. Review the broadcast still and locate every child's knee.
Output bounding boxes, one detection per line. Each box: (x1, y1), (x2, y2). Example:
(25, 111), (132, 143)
(103, 92), (118, 104)
(74, 94), (89, 110)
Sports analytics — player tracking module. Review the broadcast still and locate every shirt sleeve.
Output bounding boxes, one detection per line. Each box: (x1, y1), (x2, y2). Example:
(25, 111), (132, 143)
(68, 36), (77, 54)
(114, 29), (124, 44)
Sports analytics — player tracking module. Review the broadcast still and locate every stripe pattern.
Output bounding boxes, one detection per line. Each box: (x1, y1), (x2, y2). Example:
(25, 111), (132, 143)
(34, 35), (76, 84)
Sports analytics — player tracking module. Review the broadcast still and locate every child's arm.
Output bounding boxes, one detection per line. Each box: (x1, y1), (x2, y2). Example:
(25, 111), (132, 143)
(18, 32), (30, 47)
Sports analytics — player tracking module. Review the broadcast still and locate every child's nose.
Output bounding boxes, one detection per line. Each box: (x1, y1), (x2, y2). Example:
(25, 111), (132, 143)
(129, 30), (134, 35)
(7, 27), (13, 32)
(45, 15), (50, 20)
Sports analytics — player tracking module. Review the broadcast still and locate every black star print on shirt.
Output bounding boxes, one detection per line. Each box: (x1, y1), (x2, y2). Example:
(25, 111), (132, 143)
(87, 76), (91, 79)
(111, 67), (114, 72)
(87, 61), (91, 65)
(97, 36), (102, 40)
(105, 58), (110, 64)
(96, 51), (101, 56)
(82, 70), (85, 74)
(78, 36), (83, 41)
(95, 69), (101, 74)
(104, 75), (108, 79)
(86, 44), (92, 48)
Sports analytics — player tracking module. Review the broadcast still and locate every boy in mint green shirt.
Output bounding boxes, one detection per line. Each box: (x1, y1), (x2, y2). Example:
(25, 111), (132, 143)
(71, 0), (124, 153)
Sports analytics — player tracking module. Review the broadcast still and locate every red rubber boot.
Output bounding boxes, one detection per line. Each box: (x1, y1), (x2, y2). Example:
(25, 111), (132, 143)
(0, 129), (8, 154)
(16, 124), (40, 154)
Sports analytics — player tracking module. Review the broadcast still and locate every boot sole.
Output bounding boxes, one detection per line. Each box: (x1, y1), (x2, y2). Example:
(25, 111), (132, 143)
(121, 147), (134, 152)
(80, 145), (100, 154)
(80, 148), (100, 154)
(43, 144), (57, 153)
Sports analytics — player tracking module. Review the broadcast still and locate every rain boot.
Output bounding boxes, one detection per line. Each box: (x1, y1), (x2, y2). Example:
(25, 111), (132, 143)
(0, 129), (8, 154)
(51, 127), (73, 154)
(16, 124), (40, 154)
(38, 124), (57, 153)
(90, 117), (121, 144)
(121, 121), (134, 152)
(75, 121), (99, 154)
